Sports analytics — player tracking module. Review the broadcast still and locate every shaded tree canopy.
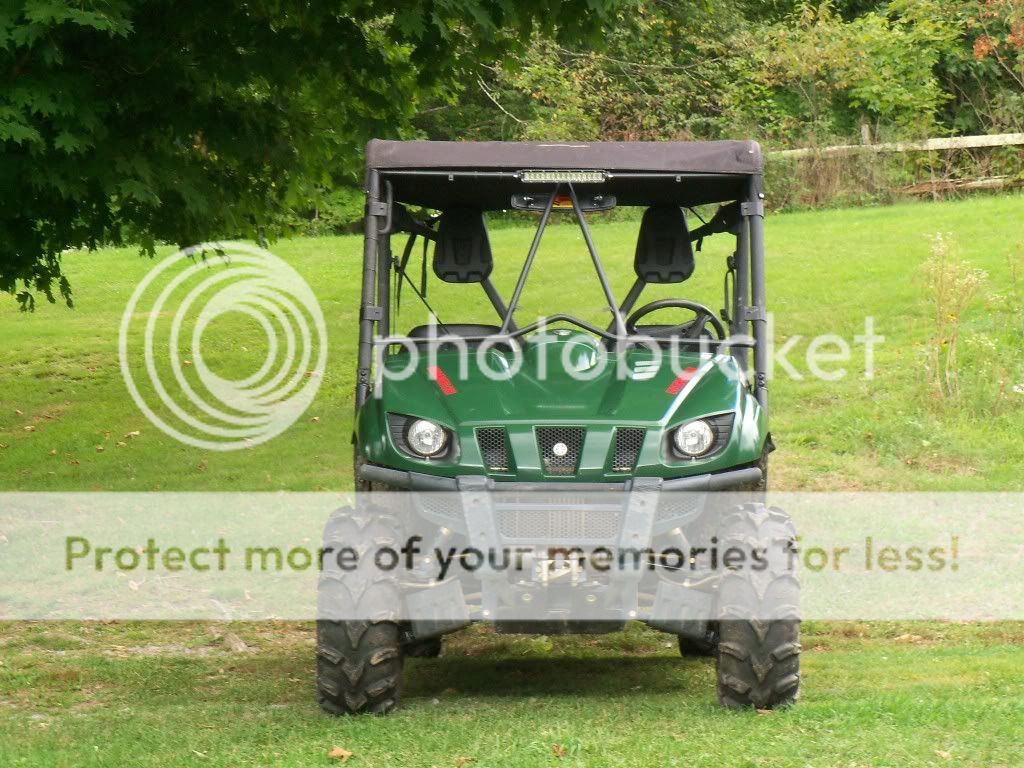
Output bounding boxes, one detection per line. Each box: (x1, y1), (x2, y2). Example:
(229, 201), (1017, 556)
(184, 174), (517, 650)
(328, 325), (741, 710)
(5, 0), (1023, 307)
(0, 0), (616, 308)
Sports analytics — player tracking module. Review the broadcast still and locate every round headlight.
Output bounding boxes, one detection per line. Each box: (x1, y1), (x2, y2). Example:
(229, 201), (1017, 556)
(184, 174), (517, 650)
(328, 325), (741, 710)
(674, 420), (714, 457)
(406, 419), (448, 457)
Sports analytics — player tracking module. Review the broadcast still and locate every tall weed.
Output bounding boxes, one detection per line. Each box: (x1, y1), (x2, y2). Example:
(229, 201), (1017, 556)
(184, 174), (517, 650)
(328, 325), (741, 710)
(922, 233), (987, 402)
(923, 235), (1024, 416)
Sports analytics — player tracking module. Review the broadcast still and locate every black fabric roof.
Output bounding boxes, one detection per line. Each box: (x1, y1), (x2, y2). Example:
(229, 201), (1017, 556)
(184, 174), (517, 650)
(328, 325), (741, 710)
(365, 140), (761, 209)
(366, 139), (762, 174)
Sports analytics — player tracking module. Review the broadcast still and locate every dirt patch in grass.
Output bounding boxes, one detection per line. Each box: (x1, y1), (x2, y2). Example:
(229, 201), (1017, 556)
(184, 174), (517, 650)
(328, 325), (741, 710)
(919, 454), (980, 475)
(102, 643), (221, 658)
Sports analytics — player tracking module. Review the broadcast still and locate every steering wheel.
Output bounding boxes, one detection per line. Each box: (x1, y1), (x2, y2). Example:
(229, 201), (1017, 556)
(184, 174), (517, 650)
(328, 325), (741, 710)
(625, 299), (726, 340)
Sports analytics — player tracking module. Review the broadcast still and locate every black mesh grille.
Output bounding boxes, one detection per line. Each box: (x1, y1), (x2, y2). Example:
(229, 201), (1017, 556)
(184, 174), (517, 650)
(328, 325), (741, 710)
(497, 507), (620, 541)
(611, 427), (645, 472)
(417, 494), (462, 520)
(656, 493), (705, 522)
(476, 427), (510, 472)
(536, 427), (585, 476)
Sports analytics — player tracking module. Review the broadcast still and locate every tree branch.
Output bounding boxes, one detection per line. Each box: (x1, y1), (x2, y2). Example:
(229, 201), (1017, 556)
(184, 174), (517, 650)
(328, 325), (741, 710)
(477, 76), (524, 124)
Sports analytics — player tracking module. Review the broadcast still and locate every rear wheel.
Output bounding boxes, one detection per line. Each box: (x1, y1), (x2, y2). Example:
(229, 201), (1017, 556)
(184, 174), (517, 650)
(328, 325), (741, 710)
(677, 623), (718, 657)
(316, 507), (404, 715)
(404, 637), (442, 658)
(715, 503), (800, 709)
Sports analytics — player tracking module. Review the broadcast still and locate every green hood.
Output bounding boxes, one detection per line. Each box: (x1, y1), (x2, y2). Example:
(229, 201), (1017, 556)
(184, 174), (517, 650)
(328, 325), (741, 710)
(357, 335), (766, 482)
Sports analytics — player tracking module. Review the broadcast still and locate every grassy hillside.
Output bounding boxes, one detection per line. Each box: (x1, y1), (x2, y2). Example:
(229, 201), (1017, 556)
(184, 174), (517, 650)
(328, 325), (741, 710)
(2, 193), (1023, 490)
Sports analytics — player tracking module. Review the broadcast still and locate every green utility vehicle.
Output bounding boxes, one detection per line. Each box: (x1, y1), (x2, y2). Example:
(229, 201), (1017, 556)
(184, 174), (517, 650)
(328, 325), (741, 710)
(317, 140), (799, 715)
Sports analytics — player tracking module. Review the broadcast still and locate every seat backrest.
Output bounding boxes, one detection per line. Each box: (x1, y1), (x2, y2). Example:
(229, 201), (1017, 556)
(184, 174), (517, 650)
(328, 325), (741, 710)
(433, 209), (493, 283)
(634, 206), (694, 284)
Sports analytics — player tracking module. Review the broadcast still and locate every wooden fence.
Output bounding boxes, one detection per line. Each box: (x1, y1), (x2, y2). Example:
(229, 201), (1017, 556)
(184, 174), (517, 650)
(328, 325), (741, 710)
(772, 132), (1024, 159)
(770, 133), (1024, 197)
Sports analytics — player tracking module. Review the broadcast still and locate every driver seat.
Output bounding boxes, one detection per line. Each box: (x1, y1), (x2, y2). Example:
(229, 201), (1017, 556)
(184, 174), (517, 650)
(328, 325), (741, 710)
(634, 205), (695, 285)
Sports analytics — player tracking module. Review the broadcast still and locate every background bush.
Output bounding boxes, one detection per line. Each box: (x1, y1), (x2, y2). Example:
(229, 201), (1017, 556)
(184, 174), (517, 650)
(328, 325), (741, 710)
(406, 0), (1024, 223)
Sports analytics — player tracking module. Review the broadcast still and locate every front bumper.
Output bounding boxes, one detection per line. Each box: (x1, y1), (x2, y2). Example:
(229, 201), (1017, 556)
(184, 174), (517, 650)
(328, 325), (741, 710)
(354, 463), (760, 637)
(358, 463), (762, 492)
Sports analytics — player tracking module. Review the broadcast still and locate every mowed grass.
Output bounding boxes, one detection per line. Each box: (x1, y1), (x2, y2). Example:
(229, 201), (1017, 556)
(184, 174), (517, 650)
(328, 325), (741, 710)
(2, 620), (1024, 768)
(2, 195), (1024, 766)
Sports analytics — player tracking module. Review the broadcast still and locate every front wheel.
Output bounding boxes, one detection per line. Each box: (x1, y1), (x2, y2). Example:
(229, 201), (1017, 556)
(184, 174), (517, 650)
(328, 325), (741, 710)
(316, 507), (404, 715)
(715, 503), (800, 709)
(317, 618), (403, 715)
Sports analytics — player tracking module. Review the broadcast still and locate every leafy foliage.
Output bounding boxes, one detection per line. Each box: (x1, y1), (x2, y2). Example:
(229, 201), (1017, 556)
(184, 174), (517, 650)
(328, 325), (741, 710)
(417, 0), (1023, 213)
(0, 0), (617, 307)
(424, 0), (1024, 148)
(935, 0), (1024, 133)
(689, 2), (957, 144)
(5, 0), (1023, 301)
(416, 1), (794, 143)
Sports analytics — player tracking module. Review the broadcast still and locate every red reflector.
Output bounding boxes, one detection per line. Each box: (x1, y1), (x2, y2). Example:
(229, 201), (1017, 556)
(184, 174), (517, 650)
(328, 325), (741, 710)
(428, 366), (457, 396)
(666, 367), (698, 395)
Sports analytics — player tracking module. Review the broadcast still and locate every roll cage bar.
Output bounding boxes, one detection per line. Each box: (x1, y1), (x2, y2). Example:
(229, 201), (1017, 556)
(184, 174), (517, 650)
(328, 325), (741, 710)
(355, 169), (768, 412)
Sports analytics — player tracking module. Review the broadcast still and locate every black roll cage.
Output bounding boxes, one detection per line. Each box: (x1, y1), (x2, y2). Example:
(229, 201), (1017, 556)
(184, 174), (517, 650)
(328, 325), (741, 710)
(355, 169), (768, 411)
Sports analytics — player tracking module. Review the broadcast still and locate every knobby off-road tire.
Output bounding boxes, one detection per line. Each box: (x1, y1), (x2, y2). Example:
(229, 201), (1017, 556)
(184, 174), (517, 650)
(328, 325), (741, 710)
(316, 507), (404, 715)
(715, 503), (800, 709)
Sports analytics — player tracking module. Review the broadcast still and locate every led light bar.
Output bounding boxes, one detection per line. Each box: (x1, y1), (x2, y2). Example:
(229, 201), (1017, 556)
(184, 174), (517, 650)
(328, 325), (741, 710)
(519, 170), (607, 184)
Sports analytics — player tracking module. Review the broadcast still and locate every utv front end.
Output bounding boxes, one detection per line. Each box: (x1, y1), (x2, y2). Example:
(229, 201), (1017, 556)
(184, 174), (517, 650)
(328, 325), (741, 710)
(316, 140), (798, 715)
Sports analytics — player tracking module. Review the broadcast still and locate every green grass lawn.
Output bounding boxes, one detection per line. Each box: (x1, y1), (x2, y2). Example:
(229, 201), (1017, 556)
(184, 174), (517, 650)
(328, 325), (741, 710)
(2, 194), (1023, 765)
(2, 621), (1024, 767)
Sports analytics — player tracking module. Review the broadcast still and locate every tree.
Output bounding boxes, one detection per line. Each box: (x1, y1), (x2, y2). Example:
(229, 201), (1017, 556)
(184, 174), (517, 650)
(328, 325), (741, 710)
(0, 0), (616, 308)
(721, 1), (958, 144)
(939, 0), (1024, 132)
(415, 1), (801, 144)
